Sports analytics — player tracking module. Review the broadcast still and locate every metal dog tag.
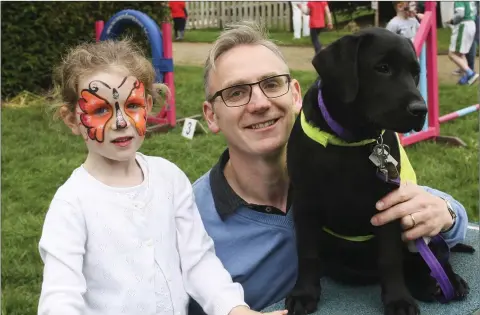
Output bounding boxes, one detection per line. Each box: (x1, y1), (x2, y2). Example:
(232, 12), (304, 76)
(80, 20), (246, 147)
(386, 154), (398, 167)
(385, 162), (400, 179)
(369, 153), (399, 167)
(376, 167), (389, 181)
(369, 151), (382, 168)
(369, 144), (398, 168)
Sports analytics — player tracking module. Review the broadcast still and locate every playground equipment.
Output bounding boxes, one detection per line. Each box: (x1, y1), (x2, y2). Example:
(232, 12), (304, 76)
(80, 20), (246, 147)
(95, 10), (176, 132)
(439, 104), (480, 123)
(398, 1), (476, 147)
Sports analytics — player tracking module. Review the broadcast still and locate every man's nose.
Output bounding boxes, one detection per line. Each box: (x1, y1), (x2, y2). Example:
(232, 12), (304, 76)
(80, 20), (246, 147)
(245, 85), (271, 112)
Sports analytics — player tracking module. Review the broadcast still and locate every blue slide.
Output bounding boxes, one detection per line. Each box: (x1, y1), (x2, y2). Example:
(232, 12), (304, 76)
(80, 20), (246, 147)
(99, 9), (173, 83)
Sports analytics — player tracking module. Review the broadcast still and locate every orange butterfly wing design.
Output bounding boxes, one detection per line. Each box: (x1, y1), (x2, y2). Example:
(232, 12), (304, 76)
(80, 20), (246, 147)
(78, 90), (113, 142)
(124, 80), (148, 137)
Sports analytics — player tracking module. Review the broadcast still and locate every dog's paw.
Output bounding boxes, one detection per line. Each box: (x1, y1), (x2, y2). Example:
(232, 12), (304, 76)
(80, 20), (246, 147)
(449, 273), (470, 300)
(383, 293), (420, 315)
(285, 285), (320, 315)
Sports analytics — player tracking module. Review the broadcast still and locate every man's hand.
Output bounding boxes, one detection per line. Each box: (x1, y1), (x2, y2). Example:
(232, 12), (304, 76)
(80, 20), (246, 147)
(370, 181), (454, 241)
(327, 22), (333, 30)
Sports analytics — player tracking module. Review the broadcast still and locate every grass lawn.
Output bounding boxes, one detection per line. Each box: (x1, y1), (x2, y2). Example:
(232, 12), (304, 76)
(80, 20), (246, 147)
(1, 65), (478, 314)
(182, 27), (455, 54)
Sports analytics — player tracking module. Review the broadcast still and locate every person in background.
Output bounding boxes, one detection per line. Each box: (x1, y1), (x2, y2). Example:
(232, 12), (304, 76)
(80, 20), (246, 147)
(386, 2), (420, 42)
(291, 1), (310, 40)
(169, 1), (187, 40)
(446, 1), (478, 85)
(302, 1), (333, 54)
(410, 1), (424, 21)
(466, 7), (479, 71)
(454, 3), (479, 75)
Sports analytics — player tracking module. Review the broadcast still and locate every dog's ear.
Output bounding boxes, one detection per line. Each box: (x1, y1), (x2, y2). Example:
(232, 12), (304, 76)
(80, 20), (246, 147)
(312, 34), (364, 104)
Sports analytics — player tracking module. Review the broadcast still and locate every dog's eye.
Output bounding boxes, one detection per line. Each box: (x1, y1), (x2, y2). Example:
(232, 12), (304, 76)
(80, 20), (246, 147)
(375, 64), (391, 74)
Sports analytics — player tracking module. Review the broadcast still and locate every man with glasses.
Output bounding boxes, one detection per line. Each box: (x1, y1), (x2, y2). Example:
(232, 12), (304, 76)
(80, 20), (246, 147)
(189, 21), (469, 314)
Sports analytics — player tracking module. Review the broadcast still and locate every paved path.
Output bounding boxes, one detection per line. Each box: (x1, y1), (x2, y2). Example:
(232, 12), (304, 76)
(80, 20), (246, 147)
(172, 42), (478, 85)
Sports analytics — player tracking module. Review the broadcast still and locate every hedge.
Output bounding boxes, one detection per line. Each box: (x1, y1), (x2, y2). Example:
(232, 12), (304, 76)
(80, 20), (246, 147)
(1, 2), (170, 99)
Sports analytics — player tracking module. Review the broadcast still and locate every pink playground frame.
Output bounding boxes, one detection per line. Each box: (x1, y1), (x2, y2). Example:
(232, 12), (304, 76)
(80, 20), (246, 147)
(399, 1), (440, 146)
(399, 1), (467, 147)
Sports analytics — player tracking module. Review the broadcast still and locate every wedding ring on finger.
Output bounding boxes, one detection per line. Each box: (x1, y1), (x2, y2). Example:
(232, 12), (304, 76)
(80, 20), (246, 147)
(410, 213), (417, 228)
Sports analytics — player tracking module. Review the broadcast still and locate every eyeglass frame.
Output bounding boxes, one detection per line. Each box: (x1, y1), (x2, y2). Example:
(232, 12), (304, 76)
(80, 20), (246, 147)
(207, 74), (292, 107)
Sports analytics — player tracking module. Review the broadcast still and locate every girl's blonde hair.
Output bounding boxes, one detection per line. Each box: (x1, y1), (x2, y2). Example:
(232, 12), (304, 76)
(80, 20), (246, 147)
(51, 38), (168, 117)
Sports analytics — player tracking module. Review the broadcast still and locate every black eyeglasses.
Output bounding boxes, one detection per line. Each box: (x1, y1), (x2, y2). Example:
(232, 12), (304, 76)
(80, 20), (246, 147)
(208, 74), (291, 107)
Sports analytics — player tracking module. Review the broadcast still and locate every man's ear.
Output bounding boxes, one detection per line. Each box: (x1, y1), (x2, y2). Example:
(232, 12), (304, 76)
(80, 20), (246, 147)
(203, 101), (220, 134)
(311, 33), (363, 104)
(59, 105), (81, 135)
(290, 78), (303, 114)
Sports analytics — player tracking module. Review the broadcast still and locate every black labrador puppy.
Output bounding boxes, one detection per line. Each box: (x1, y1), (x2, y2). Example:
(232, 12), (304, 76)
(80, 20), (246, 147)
(285, 27), (471, 315)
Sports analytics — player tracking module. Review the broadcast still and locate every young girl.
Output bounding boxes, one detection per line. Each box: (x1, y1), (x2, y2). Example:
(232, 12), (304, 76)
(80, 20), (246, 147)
(38, 39), (288, 315)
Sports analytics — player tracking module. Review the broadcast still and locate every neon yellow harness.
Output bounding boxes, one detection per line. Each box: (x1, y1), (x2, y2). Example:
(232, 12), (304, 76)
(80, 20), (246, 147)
(299, 111), (417, 242)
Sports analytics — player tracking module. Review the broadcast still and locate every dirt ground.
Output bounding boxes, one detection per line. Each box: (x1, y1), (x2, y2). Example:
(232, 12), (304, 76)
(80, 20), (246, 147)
(172, 42), (478, 85)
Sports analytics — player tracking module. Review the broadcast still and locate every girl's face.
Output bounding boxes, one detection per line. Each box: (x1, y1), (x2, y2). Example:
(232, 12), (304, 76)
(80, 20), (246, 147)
(68, 69), (152, 162)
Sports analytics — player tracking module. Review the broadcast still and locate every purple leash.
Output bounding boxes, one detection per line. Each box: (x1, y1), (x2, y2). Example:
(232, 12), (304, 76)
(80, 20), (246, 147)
(385, 163), (455, 303)
(315, 85), (456, 303)
(388, 166), (455, 303)
(415, 235), (455, 303)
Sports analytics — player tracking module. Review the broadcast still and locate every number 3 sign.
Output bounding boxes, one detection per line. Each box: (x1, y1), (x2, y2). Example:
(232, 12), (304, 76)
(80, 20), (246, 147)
(181, 118), (198, 139)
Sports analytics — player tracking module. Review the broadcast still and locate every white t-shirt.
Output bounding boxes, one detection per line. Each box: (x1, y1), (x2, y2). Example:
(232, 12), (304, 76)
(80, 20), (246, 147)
(386, 16), (420, 41)
(38, 152), (247, 315)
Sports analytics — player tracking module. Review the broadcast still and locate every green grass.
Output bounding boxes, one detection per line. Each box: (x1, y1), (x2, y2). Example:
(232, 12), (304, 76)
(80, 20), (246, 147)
(182, 27), (455, 54)
(1, 65), (478, 315)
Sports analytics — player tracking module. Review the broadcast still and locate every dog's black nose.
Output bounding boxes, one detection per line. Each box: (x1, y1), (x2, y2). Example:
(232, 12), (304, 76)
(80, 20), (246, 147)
(407, 101), (428, 116)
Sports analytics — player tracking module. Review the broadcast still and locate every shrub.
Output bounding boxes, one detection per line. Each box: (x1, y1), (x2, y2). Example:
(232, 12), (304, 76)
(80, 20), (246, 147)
(1, 1), (170, 99)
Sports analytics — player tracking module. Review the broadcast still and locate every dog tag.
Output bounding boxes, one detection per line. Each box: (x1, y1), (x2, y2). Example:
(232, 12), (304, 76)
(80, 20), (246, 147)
(370, 144), (388, 167)
(385, 154), (398, 167)
(385, 162), (399, 179)
(369, 151), (382, 167)
(376, 167), (389, 182)
(369, 144), (398, 168)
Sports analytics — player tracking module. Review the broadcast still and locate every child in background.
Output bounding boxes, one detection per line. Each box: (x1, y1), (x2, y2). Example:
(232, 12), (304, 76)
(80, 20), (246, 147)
(446, 1), (478, 85)
(37, 38), (288, 315)
(386, 1), (420, 42)
(169, 1), (187, 40)
(291, 1), (310, 39)
(302, 1), (333, 54)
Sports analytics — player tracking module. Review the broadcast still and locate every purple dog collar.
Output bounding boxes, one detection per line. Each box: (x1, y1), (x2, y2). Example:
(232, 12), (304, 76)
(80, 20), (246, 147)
(317, 81), (354, 141)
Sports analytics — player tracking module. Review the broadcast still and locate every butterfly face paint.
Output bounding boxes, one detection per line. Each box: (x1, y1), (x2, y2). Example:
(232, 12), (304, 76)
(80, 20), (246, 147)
(77, 76), (147, 143)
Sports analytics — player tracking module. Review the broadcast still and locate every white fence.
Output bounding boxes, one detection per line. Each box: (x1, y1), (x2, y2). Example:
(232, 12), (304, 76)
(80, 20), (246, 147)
(186, 1), (292, 30)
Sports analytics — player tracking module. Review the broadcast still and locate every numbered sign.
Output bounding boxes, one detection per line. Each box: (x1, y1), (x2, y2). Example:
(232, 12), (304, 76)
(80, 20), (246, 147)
(181, 118), (198, 139)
